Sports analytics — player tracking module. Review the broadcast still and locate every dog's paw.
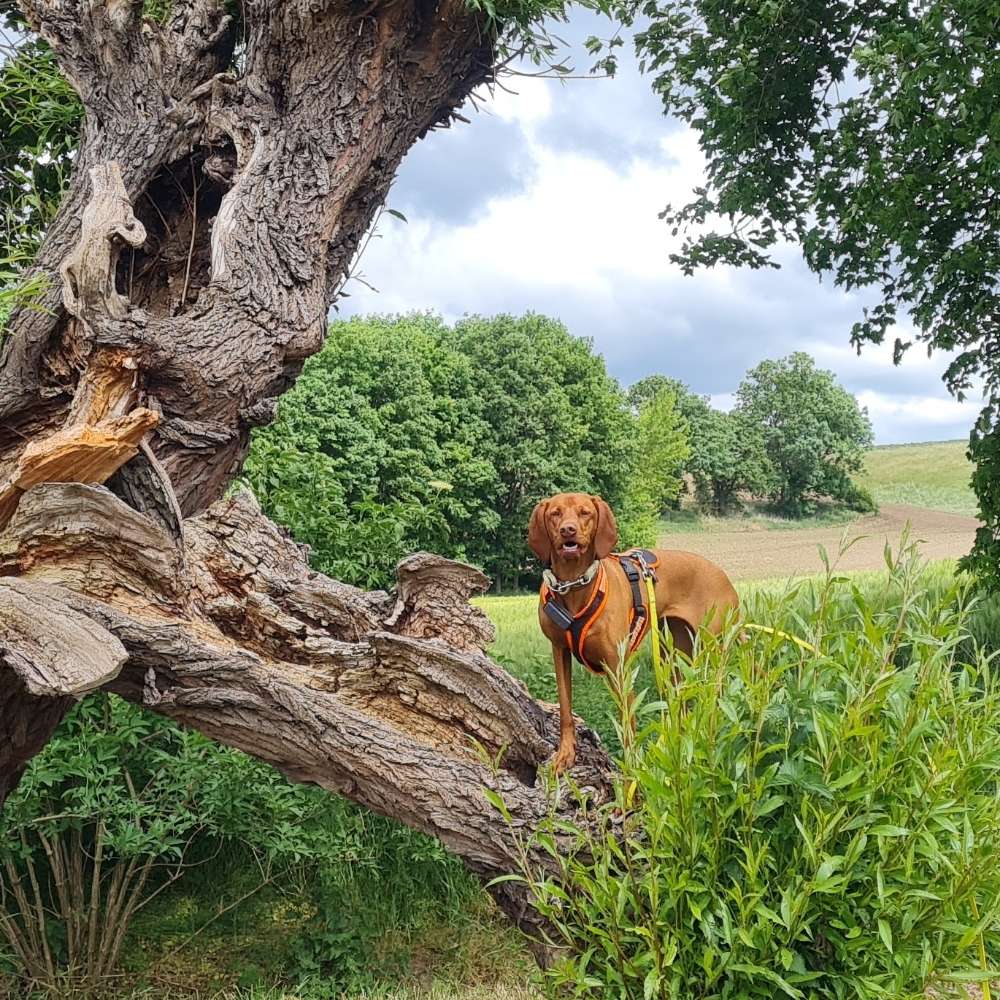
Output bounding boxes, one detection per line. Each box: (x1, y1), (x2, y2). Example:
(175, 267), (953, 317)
(551, 745), (576, 775)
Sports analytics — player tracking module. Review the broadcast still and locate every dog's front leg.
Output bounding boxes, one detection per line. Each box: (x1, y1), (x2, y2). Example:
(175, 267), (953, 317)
(552, 645), (576, 774)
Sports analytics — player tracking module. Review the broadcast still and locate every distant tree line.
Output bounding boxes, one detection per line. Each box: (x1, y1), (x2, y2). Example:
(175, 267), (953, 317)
(630, 353), (875, 517)
(244, 315), (874, 590)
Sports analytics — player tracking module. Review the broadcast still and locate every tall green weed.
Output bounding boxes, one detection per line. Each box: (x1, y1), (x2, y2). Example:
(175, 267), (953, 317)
(505, 544), (1000, 999)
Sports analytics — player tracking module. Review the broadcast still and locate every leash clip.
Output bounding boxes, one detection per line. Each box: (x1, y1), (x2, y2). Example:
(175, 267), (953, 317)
(542, 560), (600, 595)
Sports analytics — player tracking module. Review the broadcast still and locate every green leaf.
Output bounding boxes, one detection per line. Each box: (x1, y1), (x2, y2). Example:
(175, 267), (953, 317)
(878, 918), (893, 953)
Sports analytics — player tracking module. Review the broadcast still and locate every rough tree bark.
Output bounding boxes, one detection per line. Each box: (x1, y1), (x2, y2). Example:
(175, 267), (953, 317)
(0, 0), (616, 936)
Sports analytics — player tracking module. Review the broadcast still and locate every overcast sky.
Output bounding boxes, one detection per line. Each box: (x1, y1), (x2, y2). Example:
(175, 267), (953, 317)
(338, 13), (980, 446)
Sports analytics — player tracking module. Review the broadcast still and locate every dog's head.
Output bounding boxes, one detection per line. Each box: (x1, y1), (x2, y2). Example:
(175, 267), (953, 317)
(527, 493), (618, 567)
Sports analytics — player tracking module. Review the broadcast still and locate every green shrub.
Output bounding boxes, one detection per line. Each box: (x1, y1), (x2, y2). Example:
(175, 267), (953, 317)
(507, 544), (1000, 999)
(967, 588), (1000, 658)
(842, 481), (878, 514)
(0, 695), (442, 994)
(0, 694), (500, 996)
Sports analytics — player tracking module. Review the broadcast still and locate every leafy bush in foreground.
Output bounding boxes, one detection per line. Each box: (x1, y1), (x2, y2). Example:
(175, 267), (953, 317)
(0, 696), (440, 994)
(508, 545), (1000, 999)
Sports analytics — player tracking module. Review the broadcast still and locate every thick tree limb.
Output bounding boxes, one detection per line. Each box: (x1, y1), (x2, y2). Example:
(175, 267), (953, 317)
(0, 576), (126, 699)
(0, 485), (612, 932)
(0, 576), (127, 801)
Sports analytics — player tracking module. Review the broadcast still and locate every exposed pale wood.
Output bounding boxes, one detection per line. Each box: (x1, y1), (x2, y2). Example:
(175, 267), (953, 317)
(14, 410), (157, 488)
(0, 408), (159, 529)
(0, 160), (160, 529)
(59, 163), (147, 327)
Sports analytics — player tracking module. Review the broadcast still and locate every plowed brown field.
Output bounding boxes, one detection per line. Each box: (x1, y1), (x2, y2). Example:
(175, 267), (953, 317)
(663, 504), (980, 581)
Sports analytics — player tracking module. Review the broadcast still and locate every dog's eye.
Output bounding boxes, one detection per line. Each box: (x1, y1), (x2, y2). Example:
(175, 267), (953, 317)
(550, 508), (562, 518)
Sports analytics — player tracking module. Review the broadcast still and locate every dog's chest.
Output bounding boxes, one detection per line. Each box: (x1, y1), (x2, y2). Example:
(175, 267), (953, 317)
(539, 592), (629, 673)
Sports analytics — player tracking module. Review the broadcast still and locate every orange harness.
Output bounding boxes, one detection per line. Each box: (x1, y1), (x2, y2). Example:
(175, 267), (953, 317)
(539, 550), (660, 674)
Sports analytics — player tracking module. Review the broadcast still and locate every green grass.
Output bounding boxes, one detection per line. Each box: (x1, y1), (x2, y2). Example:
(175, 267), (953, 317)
(111, 832), (531, 999)
(859, 439), (976, 515)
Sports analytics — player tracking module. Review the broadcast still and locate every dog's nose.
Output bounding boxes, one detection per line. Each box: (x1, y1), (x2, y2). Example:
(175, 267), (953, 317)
(560, 524), (578, 538)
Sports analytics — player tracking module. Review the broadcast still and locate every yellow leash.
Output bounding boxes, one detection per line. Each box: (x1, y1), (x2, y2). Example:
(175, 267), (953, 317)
(642, 585), (818, 663)
(742, 622), (818, 655)
(644, 576), (662, 683)
(970, 895), (993, 1000)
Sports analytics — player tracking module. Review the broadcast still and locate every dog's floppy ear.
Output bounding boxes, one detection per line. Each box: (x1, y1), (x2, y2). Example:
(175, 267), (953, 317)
(591, 495), (618, 559)
(527, 499), (552, 563)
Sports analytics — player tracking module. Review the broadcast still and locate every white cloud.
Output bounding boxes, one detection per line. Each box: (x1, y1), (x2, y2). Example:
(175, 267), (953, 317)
(489, 77), (553, 126)
(341, 18), (980, 448)
(350, 125), (724, 323)
(857, 392), (979, 444)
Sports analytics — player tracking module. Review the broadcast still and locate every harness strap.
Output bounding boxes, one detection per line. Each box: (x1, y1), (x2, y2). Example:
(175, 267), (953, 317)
(618, 555), (650, 655)
(539, 551), (660, 673)
(540, 563), (609, 672)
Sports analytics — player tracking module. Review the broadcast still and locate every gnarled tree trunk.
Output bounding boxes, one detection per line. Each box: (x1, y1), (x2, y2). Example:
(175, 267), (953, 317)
(0, 0), (615, 936)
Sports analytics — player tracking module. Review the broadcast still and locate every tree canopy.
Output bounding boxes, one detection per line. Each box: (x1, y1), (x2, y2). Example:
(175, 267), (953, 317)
(688, 406), (772, 514)
(735, 352), (874, 514)
(617, 0), (999, 568)
(244, 313), (638, 590)
(628, 374), (772, 513)
(619, 381), (689, 539)
(241, 313), (492, 588)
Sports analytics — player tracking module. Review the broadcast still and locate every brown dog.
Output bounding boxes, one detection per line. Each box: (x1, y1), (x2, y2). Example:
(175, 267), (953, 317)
(528, 492), (739, 773)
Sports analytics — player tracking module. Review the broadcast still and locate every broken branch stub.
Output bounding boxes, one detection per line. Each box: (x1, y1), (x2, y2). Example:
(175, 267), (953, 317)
(0, 165), (160, 530)
(0, 575), (128, 803)
(60, 162), (147, 326)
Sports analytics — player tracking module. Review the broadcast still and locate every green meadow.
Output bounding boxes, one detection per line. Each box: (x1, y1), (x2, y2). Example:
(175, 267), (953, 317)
(859, 439), (976, 515)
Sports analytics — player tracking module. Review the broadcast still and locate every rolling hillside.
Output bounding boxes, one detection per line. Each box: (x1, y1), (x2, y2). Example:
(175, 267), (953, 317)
(859, 439), (976, 515)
